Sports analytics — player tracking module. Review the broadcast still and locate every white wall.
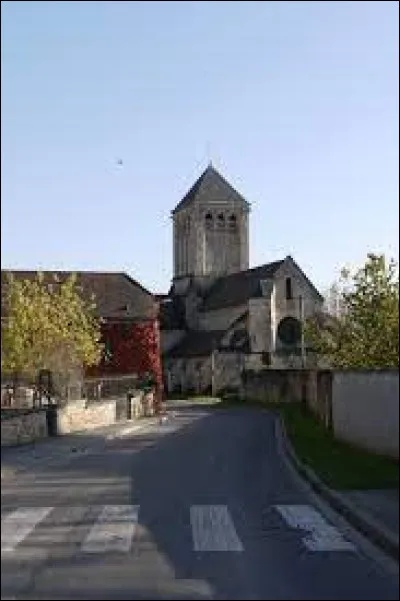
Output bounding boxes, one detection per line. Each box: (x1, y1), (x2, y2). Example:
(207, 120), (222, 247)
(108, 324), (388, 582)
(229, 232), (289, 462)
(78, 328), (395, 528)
(332, 370), (399, 458)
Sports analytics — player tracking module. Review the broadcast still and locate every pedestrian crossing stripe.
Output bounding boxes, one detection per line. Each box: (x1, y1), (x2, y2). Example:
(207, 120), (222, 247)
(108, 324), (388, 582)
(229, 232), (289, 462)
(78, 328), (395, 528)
(1, 504), (356, 556)
(274, 505), (356, 552)
(81, 505), (139, 554)
(1, 507), (53, 553)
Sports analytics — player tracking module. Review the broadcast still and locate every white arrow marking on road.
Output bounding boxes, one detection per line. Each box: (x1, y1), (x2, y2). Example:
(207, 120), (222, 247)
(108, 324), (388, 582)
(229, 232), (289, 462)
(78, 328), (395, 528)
(190, 505), (243, 552)
(81, 505), (139, 553)
(274, 504), (356, 552)
(1, 507), (53, 553)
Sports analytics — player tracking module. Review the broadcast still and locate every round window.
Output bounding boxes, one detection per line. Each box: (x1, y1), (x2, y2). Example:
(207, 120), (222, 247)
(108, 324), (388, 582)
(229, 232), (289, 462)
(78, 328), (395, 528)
(277, 317), (301, 345)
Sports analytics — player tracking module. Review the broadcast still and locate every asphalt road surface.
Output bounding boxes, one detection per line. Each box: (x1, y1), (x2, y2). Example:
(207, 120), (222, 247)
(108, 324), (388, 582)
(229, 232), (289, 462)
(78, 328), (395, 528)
(1, 403), (399, 600)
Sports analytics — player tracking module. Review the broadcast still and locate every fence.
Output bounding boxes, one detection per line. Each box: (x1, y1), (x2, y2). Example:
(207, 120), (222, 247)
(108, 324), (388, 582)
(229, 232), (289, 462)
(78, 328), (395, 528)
(1, 372), (146, 404)
(82, 374), (140, 402)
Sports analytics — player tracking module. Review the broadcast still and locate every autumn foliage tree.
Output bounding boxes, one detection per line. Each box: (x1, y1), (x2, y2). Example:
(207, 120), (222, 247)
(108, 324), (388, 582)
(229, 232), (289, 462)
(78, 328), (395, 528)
(305, 254), (399, 368)
(1, 273), (103, 391)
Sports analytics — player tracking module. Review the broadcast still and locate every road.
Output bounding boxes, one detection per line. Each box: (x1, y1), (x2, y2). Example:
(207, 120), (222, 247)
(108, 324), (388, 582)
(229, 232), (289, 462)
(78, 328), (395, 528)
(1, 403), (399, 600)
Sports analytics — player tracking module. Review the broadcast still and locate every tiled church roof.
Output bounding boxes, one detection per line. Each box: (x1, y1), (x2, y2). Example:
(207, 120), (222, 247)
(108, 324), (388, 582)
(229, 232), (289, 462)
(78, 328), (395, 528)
(200, 260), (284, 311)
(168, 330), (225, 358)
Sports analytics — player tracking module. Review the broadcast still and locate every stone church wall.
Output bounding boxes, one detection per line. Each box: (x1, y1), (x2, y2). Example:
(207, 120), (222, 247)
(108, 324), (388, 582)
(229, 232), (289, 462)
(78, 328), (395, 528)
(164, 351), (244, 395)
(248, 298), (272, 353)
(273, 261), (322, 328)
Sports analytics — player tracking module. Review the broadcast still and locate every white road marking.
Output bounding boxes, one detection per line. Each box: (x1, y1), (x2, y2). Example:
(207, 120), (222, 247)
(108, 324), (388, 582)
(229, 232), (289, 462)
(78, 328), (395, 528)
(106, 425), (144, 440)
(190, 505), (243, 552)
(1, 507), (53, 553)
(81, 505), (139, 553)
(274, 504), (356, 552)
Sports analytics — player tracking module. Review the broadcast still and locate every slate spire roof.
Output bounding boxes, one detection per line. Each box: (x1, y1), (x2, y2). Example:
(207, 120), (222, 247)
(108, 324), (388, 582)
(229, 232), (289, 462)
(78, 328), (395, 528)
(172, 165), (250, 215)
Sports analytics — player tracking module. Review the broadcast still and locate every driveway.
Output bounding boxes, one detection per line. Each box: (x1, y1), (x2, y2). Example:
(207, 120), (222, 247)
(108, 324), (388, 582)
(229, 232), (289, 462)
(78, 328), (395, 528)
(1, 403), (398, 600)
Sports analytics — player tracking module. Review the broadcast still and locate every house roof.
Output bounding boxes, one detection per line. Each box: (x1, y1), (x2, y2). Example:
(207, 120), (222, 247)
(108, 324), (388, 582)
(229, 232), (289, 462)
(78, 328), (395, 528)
(1, 270), (157, 321)
(200, 260), (284, 311)
(172, 165), (250, 215)
(167, 330), (225, 358)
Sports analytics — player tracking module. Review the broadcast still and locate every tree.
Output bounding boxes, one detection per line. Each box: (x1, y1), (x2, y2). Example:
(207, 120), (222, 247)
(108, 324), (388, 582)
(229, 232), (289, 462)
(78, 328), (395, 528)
(1, 272), (103, 391)
(305, 254), (399, 368)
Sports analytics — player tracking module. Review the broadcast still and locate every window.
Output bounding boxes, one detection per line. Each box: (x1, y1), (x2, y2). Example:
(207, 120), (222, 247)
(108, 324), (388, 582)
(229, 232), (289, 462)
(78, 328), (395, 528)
(228, 214), (237, 229)
(121, 322), (131, 340)
(285, 277), (293, 300)
(262, 351), (271, 366)
(277, 317), (301, 345)
(217, 213), (225, 228)
(205, 213), (213, 229)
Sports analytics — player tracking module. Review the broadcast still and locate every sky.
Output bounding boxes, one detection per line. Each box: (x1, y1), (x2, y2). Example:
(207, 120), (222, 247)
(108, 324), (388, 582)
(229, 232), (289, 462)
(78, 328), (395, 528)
(1, 1), (399, 295)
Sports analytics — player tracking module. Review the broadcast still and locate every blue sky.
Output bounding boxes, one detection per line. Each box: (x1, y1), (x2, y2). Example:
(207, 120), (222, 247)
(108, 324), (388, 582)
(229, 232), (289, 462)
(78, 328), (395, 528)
(1, 1), (398, 294)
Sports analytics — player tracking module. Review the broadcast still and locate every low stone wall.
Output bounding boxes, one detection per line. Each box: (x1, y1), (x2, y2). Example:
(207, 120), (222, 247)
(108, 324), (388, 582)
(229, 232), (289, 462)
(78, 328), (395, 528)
(55, 399), (117, 435)
(55, 389), (156, 435)
(1, 410), (48, 447)
(241, 369), (310, 403)
(241, 368), (399, 458)
(1, 388), (157, 444)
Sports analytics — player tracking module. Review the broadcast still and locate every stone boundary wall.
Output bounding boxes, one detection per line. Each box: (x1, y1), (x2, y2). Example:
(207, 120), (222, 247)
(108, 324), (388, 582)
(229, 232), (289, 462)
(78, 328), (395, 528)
(1, 389), (156, 444)
(332, 370), (399, 458)
(1, 410), (48, 447)
(241, 368), (399, 457)
(55, 399), (117, 435)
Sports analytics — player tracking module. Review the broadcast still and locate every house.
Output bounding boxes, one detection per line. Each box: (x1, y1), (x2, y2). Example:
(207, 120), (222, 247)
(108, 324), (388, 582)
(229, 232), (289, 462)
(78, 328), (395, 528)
(1, 270), (163, 396)
(159, 165), (323, 394)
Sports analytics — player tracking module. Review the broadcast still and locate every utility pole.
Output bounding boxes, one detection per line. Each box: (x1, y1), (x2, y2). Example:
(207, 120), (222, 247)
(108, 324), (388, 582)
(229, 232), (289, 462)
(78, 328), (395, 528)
(299, 295), (306, 368)
(211, 347), (217, 397)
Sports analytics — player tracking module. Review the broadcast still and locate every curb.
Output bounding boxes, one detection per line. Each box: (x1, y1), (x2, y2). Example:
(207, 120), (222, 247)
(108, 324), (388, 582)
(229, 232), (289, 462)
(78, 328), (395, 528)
(277, 414), (399, 561)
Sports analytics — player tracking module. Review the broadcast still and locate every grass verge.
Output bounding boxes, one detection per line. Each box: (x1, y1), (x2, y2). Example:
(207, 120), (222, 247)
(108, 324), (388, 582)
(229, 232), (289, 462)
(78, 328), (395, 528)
(221, 398), (399, 490)
(279, 403), (399, 490)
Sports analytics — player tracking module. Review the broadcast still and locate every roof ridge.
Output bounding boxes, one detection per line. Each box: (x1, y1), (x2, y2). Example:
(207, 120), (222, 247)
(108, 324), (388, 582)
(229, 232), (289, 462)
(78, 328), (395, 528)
(1, 268), (126, 276)
(206, 259), (285, 284)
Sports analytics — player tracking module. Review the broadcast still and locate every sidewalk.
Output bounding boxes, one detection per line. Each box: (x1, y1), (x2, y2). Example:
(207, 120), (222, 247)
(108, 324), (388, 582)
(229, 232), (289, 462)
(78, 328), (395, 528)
(1, 416), (159, 480)
(341, 489), (399, 538)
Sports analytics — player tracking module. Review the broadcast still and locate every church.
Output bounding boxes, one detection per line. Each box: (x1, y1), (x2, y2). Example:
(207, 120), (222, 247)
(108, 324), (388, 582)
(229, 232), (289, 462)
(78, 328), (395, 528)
(158, 165), (323, 395)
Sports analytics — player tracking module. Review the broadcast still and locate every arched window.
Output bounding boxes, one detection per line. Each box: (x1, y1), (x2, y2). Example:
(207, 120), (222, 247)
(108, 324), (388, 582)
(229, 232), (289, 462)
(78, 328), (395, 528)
(205, 212), (213, 229)
(217, 213), (225, 228)
(228, 214), (237, 229)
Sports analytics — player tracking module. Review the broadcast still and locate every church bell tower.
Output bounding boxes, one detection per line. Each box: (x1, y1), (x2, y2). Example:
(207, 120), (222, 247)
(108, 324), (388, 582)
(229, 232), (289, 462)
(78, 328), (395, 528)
(171, 165), (250, 282)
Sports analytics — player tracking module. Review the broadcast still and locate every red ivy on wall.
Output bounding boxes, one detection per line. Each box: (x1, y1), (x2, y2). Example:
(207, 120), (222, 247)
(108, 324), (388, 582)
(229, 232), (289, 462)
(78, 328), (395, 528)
(86, 318), (163, 404)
